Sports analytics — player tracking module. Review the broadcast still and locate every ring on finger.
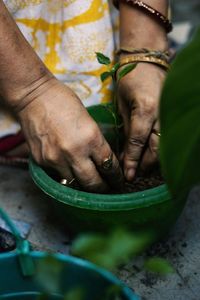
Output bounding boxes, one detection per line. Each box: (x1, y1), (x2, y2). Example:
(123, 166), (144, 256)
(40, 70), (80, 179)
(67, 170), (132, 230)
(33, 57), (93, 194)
(60, 178), (76, 186)
(102, 153), (113, 171)
(152, 129), (161, 137)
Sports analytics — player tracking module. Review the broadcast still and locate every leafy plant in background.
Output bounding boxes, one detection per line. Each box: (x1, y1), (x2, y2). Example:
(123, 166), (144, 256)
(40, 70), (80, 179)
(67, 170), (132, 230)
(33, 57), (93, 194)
(35, 228), (174, 300)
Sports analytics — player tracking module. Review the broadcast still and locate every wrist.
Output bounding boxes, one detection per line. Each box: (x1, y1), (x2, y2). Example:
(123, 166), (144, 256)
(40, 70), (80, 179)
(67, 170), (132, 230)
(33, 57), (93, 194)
(3, 71), (55, 113)
(119, 1), (169, 51)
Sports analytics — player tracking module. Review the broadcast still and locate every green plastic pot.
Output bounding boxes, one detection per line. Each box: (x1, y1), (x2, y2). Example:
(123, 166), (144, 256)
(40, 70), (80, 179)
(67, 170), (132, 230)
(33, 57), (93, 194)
(0, 208), (139, 300)
(29, 104), (186, 237)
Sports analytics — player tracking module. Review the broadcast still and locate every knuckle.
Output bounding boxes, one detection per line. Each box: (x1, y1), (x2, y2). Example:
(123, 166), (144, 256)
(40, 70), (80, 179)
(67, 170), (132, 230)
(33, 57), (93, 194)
(85, 181), (106, 193)
(45, 151), (59, 165)
(86, 126), (102, 146)
(136, 97), (157, 117)
(128, 136), (146, 148)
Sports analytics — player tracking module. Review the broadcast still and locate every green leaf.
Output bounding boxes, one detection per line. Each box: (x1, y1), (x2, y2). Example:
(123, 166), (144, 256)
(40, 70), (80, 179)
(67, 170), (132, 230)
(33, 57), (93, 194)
(117, 64), (136, 81)
(160, 27), (200, 198)
(71, 234), (106, 257)
(100, 71), (112, 82)
(96, 52), (111, 65)
(71, 228), (152, 271)
(35, 256), (63, 294)
(111, 62), (120, 73)
(144, 257), (174, 275)
(64, 287), (85, 300)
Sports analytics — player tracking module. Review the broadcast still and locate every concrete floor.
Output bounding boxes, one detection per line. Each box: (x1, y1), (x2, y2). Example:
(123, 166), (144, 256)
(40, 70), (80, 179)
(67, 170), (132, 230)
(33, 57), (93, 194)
(0, 165), (199, 300)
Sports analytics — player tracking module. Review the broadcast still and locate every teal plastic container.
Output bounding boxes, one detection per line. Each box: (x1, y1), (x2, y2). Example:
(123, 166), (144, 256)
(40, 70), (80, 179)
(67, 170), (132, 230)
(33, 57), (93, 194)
(0, 208), (139, 300)
(0, 252), (139, 300)
(29, 104), (186, 237)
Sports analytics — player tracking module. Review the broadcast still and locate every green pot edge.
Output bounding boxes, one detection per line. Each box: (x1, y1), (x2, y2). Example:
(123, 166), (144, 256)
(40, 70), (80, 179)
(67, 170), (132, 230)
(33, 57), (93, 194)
(29, 157), (171, 211)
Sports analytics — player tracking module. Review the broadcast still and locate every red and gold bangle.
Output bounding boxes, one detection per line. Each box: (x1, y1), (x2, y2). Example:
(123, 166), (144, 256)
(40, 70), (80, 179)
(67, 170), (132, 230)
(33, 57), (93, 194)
(113, 0), (173, 33)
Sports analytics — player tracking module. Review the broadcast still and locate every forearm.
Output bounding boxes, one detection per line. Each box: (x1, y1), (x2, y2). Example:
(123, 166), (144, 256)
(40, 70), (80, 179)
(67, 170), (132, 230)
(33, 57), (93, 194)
(119, 0), (169, 50)
(0, 0), (53, 111)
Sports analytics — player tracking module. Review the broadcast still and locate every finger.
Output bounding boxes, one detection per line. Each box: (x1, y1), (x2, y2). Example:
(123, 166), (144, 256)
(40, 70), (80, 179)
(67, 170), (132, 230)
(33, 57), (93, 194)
(56, 165), (77, 188)
(118, 100), (129, 138)
(92, 145), (124, 192)
(72, 159), (109, 193)
(91, 134), (124, 189)
(140, 132), (159, 172)
(140, 120), (160, 172)
(124, 110), (154, 181)
(43, 158), (78, 188)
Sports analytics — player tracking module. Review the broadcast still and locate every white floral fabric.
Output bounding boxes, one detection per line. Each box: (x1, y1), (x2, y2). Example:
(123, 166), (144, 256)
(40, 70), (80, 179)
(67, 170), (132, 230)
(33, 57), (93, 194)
(0, 0), (118, 138)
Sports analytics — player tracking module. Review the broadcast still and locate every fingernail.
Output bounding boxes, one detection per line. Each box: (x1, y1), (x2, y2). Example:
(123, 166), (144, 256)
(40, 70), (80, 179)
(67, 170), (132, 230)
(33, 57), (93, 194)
(125, 169), (135, 182)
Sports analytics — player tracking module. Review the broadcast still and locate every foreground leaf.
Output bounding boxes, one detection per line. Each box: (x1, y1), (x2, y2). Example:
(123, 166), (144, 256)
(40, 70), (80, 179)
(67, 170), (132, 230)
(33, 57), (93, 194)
(72, 228), (151, 270)
(144, 257), (174, 275)
(160, 27), (200, 198)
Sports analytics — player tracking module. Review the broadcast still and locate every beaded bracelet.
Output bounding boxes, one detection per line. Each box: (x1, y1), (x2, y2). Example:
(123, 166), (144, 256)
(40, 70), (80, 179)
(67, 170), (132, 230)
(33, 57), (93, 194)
(113, 0), (173, 33)
(116, 47), (170, 62)
(119, 54), (170, 71)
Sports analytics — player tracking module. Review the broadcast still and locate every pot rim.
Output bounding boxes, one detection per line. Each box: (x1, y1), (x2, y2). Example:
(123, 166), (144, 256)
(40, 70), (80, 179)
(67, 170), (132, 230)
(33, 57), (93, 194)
(29, 158), (171, 211)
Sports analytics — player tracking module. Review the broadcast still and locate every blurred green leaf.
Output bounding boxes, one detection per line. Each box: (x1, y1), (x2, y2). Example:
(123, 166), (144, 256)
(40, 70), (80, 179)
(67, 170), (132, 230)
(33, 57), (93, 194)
(117, 64), (136, 81)
(104, 284), (122, 300)
(101, 71), (112, 82)
(144, 257), (174, 275)
(72, 228), (151, 271)
(36, 256), (63, 294)
(96, 52), (111, 65)
(71, 234), (106, 257)
(64, 287), (85, 300)
(37, 294), (49, 300)
(160, 27), (200, 198)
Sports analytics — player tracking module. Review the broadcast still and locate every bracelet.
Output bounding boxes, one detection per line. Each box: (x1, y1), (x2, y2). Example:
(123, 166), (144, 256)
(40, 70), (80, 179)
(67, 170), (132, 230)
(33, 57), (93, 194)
(116, 47), (170, 61)
(113, 0), (173, 33)
(119, 54), (170, 71)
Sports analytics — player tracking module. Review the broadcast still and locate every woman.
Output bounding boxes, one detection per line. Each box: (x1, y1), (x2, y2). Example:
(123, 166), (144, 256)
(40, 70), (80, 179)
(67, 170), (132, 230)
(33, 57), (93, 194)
(0, 0), (170, 250)
(0, 0), (169, 189)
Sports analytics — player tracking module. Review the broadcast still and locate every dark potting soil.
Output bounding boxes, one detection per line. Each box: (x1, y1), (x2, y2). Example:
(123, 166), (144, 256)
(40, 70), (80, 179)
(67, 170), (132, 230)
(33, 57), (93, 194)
(48, 167), (164, 194)
(0, 227), (16, 252)
(122, 173), (164, 194)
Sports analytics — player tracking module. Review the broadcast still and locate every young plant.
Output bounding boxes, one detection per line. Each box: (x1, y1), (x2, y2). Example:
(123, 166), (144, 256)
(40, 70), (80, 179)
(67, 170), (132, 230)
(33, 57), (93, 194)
(96, 52), (136, 155)
(96, 52), (136, 83)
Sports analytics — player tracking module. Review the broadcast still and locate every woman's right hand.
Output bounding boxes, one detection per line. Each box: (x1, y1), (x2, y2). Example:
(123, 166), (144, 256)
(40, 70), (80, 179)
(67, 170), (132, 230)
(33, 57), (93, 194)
(17, 78), (123, 193)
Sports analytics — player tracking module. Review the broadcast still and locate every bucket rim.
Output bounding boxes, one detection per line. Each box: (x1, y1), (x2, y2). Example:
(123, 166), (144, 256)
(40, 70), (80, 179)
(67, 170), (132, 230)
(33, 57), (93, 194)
(0, 251), (139, 300)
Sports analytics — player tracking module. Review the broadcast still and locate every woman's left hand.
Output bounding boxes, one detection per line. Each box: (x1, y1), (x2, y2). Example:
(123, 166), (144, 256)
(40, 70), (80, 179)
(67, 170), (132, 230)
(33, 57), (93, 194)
(117, 62), (166, 182)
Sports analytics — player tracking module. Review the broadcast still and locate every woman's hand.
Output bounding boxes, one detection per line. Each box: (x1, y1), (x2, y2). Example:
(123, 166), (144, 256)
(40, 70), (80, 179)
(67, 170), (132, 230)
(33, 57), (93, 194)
(17, 78), (123, 193)
(117, 63), (166, 181)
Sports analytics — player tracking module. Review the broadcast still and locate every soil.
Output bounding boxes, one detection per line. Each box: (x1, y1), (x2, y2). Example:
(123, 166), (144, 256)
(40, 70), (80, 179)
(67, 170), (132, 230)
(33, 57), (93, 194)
(48, 167), (165, 194)
(122, 172), (164, 194)
(0, 227), (16, 252)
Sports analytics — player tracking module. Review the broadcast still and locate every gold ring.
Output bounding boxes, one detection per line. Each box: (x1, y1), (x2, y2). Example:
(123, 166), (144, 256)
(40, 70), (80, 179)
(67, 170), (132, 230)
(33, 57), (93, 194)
(152, 129), (161, 137)
(102, 153), (113, 170)
(60, 178), (75, 186)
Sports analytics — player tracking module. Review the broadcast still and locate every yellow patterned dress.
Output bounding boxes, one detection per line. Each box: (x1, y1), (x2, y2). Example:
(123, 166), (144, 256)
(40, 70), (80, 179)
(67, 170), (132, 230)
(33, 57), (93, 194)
(0, 0), (119, 139)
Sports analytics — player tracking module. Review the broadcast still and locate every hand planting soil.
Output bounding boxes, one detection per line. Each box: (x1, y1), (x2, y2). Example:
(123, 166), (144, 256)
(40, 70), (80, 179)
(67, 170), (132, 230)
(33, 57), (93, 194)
(47, 166), (164, 194)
